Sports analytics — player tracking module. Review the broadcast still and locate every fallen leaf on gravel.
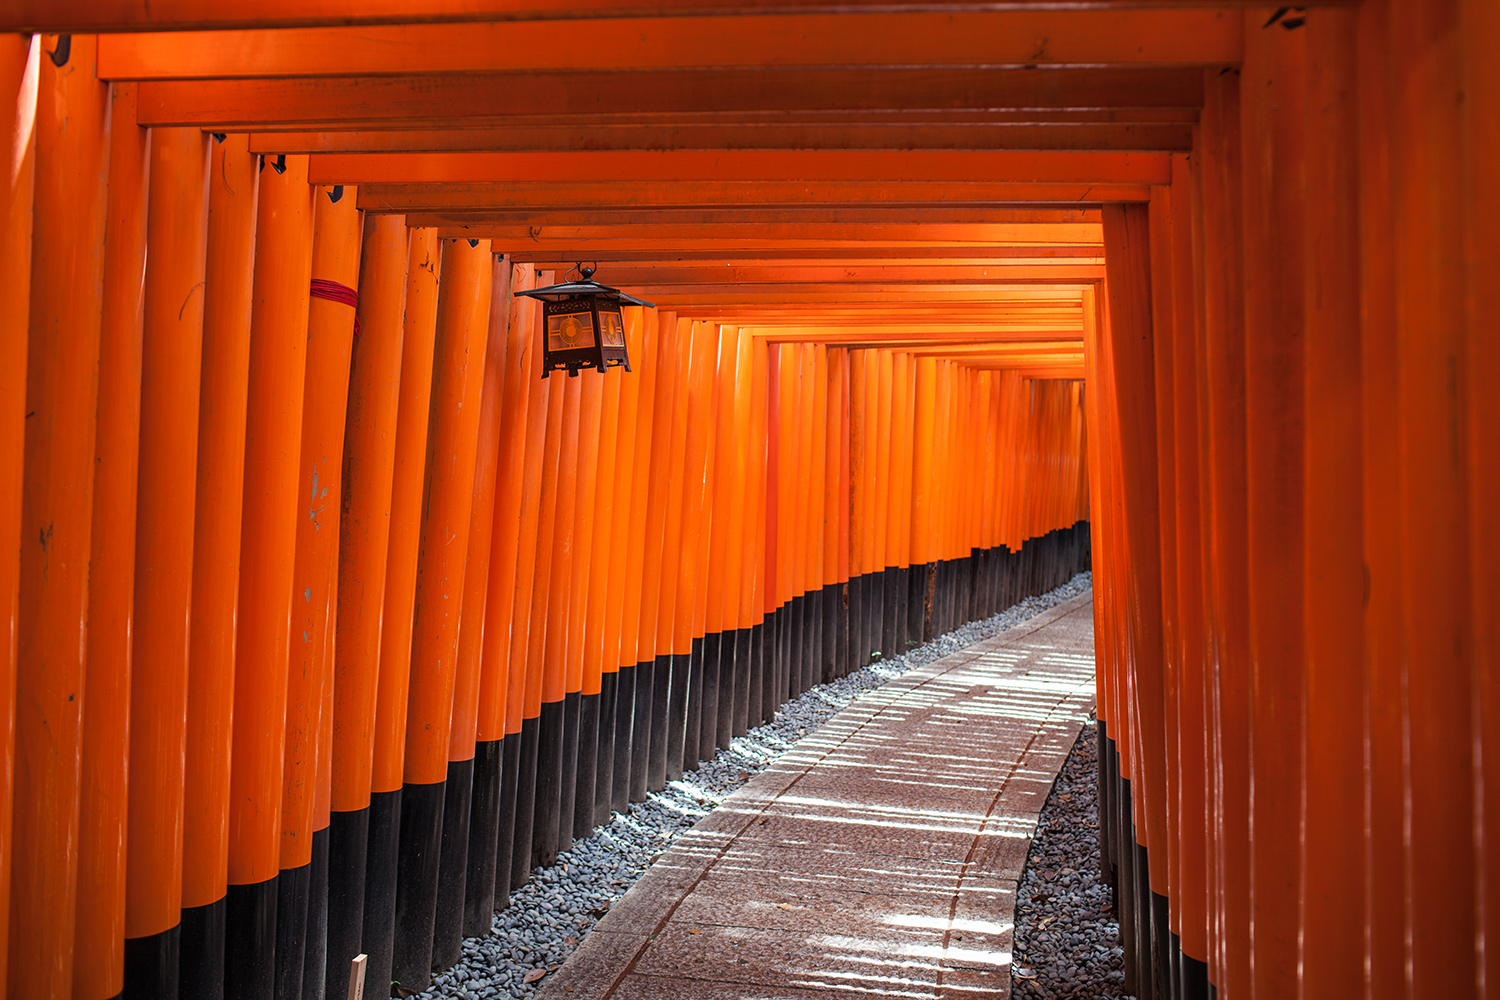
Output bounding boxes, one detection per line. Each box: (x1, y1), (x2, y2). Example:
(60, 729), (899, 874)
(522, 968), (548, 984)
(688, 929), (701, 934)
(564, 936), (578, 947)
(776, 903), (792, 910)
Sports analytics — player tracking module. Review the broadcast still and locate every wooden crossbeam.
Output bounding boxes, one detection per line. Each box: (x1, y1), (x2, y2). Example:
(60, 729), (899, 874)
(249, 122), (1196, 154)
(357, 180), (1153, 212)
(310, 149), (1171, 185)
(632, 283), (1090, 299)
(134, 67), (1205, 126)
(756, 332), (1085, 345)
(589, 263), (1105, 285)
(3, 0), (1359, 34)
(421, 215), (1105, 240)
(98, 11), (1244, 79)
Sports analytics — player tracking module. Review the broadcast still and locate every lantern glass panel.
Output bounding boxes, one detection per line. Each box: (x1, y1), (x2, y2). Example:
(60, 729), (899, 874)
(598, 305), (625, 348)
(547, 301), (598, 353)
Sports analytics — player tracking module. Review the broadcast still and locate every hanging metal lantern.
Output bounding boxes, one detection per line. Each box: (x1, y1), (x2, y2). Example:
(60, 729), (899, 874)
(514, 264), (653, 378)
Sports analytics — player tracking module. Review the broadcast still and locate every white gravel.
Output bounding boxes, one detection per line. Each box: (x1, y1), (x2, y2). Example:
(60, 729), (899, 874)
(416, 570), (1094, 999)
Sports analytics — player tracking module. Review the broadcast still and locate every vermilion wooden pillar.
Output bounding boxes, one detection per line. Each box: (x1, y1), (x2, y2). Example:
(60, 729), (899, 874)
(1240, 15), (1309, 997)
(503, 309), (552, 892)
(1389, 0), (1476, 994)
(124, 124), (211, 1000)
(535, 372), (581, 864)
(225, 152), (315, 1000)
(325, 212), (408, 1000)
(616, 310), (660, 806)
(470, 261), (533, 921)
(11, 33), (109, 999)
(1461, 1), (1500, 995)
(702, 323), (740, 754)
(524, 361), (567, 868)
(392, 237), (492, 993)
(78, 80), (147, 1000)
(725, 328), (756, 724)
(1167, 151), (1211, 992)
(672, 321), (717, 771)
(181, 130), (260, 1000)
(1197, 67), (1252, 1000)
(559, 368), (603, 842)
(277, 185), (361, 1000)
(1145, 182), (1181, 996)
(0, 37), (36, 991)
(362, 227), (439, 999)
(579, 341), (622, 824)
(602, 310), (647, 813)
(1299, 8), (1365, 997)
(1354, 7), (1404, 998)
(437, 254), (509, 966)
(648, 318), (690, 787)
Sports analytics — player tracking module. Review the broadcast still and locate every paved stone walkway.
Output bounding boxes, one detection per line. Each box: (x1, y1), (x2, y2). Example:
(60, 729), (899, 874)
(538, 593), (1096, 1000)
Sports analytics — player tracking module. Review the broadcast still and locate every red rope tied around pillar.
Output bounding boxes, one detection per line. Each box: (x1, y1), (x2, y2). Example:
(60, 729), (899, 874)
(310, 278), (360, 336)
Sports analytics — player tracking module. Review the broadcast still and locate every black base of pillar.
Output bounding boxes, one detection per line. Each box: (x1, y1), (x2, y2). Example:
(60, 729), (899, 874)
(745, 620), (763, 729)
(557, 691), (582, 853)
(390, 779), (445, 992)
(463, 740), (503, 937)
(680, 636), (704, 773)
(648, 652), (672, 791)
(572, 690), (599, 842)
(124, 921), (182, 1000)
(628, 660), (653, 802)
(361, 789), (401, 1000)
(224, 876), (278, 1000)
(323, 807), (368, 1000)
(180, 895), (226, 1000)
(510, 718), (539, 890)
(533, 699), (564, 870)
(611, 664), (635, 813)
(697, 631), (721, 764)
(433, 757), (474, 971)
(303, 826), (329, 1000)
(594, 675), (617, 828)
(274, 860), (311, 1000)
(665, 650), (692, 782)
(496, 733), (521, 908)
(730, 627), (751, 737)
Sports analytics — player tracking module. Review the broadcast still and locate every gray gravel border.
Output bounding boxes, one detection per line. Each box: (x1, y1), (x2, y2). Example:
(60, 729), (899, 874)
(418, 570), (1094, 999)
(1010, 719), (1133, 1000)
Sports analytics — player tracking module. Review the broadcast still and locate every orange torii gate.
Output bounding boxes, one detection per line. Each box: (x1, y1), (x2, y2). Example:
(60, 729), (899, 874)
(0, 4), (1496, 1000)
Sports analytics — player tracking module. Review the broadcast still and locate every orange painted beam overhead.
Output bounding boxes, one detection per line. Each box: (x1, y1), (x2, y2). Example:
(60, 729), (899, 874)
(5, 0), (1357, 34)
(136, 68), (1204, 127)
(617, 273), (1105, 296)
(312, 150), (1170, 186)
(99, 12), (1243, 79)
(356, 181), (1152, 212)
(595, 263), (1104, 285)
(505, 246), (1102, 264)
(426, 219), (1104, 246)
(525, 250), (1105, 270)
(253, 123), (1196, 155)
(753, 331), (1084, 344)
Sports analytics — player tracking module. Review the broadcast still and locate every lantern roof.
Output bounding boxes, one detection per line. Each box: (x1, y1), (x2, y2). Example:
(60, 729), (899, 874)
(515, 265), (655, 309)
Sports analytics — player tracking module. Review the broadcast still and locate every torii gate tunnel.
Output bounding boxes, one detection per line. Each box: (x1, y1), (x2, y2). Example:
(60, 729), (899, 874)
(0, 3), (1495, 1000)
